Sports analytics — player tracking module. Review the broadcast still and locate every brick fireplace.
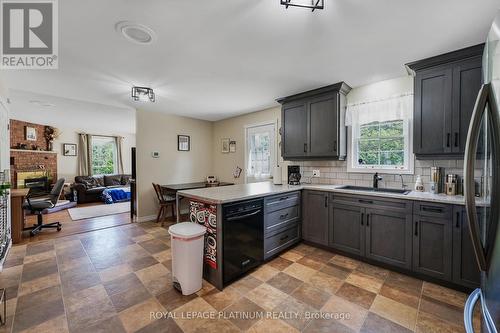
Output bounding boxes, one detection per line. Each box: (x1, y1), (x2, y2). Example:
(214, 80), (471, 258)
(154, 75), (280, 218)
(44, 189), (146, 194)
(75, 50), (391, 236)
(10, 119), (58, 188)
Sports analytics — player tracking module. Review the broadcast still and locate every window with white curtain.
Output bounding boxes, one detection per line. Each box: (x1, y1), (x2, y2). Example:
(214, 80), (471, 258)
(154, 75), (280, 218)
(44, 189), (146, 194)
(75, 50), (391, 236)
(245, 123), (275, 182)
(346, 94), (414, 174)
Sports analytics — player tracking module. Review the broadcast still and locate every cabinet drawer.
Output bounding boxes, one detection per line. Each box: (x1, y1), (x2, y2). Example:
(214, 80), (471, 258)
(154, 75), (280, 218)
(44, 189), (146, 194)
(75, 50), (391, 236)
(264, 224), (300, 259)
(265, 191), (301, 213)
(331, 193), (411, 213)
(265, 205), (299, 233)
(413, 202), (452, 219)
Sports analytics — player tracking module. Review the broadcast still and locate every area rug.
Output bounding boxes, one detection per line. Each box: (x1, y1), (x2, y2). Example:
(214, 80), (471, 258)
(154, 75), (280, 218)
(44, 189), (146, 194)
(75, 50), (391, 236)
(68, 202), (130, 221)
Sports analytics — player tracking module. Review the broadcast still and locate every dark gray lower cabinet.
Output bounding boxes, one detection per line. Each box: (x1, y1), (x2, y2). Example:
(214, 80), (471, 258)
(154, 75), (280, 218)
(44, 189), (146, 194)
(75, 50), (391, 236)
(302, 190), (329, 245)
(412, 215), (453, 281)
(365, 208), (412, 269)
(452, 206), (481, 288)
(329, 203), (365, 256)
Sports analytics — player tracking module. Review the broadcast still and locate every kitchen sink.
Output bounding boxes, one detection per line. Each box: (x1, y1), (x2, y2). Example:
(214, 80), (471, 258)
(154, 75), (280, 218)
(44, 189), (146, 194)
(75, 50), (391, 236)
(338, 185), (410, 195)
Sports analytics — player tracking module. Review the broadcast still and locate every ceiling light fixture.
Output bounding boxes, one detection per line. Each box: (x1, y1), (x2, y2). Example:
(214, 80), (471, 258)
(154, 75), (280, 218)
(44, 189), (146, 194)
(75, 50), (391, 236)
(131, 86), (155, 102)
(115, 21), (157, 45)
(281, 0), (324, 11)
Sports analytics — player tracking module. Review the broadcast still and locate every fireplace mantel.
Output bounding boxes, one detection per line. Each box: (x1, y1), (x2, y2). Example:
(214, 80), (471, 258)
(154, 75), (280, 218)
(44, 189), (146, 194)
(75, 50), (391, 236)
(10, 149), (57, 154)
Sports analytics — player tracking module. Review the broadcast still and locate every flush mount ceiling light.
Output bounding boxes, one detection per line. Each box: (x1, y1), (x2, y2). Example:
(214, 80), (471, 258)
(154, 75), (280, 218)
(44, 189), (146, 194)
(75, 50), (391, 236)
(281, 0), (324, 11)
(131, 86), (155, 102)
(115, 21), (157, 45)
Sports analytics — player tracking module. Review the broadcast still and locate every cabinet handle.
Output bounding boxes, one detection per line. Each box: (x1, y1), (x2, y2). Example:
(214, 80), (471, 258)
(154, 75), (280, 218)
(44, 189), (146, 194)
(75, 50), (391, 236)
(414, 221), (418, 236)
(454, 132), (459, 147)
(366, 214), (370, 227)
(456, 212), (460, 228)
(279, 213), (289, 219)
(333, 140), (337, 152)
(360, 213), (364, 226)
(422, 206), (443, 213)
(446, 133), (451, 147)
(280, 234), (289, 241)
(359, 199), (373, 204)
(324, 196), (328, 208)
(304, 143), (307, 153)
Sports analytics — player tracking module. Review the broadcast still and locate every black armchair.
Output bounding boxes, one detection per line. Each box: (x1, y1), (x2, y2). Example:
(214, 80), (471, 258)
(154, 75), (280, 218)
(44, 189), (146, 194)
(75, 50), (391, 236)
(23, 178), (65, 236)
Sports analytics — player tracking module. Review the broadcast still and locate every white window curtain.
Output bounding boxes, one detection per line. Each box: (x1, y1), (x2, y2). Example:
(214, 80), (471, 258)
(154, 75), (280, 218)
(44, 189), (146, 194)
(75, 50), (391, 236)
(345, 93), (413, 127)
(246, 123), (275, 183)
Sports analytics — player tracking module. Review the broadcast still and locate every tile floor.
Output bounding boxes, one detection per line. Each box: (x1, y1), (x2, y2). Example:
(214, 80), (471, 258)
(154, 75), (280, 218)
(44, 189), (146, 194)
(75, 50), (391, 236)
(0, 221), (480, 333)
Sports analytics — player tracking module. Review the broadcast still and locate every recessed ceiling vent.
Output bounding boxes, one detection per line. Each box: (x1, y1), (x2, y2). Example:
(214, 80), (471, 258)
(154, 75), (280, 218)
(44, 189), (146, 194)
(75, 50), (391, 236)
(281, 0), (324, 11)
(115, 21), (157, 45)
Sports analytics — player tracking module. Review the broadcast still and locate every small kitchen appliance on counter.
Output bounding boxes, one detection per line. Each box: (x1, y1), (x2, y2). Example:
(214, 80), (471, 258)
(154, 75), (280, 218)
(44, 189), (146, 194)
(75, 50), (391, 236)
(445, 174), (458, 196)
(287, 165), (301, 185)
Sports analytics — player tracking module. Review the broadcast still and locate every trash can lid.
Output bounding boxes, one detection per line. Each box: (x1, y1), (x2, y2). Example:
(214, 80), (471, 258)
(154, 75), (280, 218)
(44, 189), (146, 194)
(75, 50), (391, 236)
(168, 222), (207, 238)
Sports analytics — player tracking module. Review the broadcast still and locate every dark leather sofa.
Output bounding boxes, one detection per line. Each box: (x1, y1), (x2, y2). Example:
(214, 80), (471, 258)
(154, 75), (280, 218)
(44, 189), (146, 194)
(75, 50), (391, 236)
(73, 174), (131, 203)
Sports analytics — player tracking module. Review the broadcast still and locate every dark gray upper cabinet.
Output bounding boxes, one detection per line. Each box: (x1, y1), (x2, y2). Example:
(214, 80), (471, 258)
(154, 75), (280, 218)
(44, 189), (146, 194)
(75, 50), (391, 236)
(281, 100), (308, 158)
(302, 190), (329, 245)
(452, 206), (481, 288)
(407, 44), (484, 158)
(277, 82), (351, 160)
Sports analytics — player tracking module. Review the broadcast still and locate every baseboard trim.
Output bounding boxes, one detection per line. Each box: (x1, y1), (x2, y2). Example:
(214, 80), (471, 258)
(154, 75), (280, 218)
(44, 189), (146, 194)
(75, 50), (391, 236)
(136, 215), (157, 223)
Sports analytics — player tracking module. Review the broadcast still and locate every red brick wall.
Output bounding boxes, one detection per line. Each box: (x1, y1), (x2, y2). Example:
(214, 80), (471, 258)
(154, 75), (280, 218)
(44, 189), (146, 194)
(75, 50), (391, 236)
(10, 119), (57, 187)
(10, 119), (49, 150)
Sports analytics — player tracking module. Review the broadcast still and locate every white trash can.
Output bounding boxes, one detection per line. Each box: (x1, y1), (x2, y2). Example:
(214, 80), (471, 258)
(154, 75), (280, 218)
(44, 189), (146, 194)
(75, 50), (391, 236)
(168, 222), (207, 295)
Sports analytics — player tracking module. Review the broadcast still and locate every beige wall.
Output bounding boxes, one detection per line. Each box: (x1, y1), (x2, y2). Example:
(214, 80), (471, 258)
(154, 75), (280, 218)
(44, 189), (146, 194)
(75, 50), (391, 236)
(212, 107), (281, 184)
(136, 109), (214, 219)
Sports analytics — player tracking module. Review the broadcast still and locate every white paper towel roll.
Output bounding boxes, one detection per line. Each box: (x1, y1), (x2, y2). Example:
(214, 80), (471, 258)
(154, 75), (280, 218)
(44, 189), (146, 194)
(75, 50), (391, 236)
(273, 166), (282, 185)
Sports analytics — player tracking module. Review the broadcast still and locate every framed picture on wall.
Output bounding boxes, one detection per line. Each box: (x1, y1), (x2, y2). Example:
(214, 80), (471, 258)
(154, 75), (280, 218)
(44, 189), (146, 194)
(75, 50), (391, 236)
(178, 135), (190, 151)
(221, 138), (230, 153)
(25, 126), (37, 141)
(63, 143), (77, 156)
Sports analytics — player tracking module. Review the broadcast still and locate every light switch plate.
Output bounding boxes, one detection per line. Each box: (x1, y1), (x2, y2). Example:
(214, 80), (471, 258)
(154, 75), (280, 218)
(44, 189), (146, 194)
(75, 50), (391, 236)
(312, 169), (320, 177)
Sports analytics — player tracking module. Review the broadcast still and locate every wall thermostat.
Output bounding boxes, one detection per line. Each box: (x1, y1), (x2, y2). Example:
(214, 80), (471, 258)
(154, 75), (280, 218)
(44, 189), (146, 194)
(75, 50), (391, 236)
(151, 151), (160, 158)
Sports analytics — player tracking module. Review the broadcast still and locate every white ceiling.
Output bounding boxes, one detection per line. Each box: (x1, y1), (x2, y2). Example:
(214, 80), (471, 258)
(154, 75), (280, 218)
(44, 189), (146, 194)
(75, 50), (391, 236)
(3, 0), (500, 121)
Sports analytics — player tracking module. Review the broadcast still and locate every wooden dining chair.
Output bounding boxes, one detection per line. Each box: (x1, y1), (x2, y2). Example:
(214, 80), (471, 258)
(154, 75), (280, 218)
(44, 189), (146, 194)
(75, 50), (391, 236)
(152, 183), (176, 223)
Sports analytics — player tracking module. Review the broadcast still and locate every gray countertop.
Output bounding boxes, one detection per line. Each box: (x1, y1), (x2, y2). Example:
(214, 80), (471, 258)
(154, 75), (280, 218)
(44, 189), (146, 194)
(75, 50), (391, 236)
(178, 182), (488, 206)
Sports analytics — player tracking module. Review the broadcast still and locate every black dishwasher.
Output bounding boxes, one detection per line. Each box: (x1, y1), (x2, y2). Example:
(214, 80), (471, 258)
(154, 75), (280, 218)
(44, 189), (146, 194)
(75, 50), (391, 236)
(223, 199), (263, 284)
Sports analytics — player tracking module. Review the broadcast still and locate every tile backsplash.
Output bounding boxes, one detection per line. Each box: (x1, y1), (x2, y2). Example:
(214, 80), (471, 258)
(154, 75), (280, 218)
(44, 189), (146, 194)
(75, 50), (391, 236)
(291, 159), (482, 193)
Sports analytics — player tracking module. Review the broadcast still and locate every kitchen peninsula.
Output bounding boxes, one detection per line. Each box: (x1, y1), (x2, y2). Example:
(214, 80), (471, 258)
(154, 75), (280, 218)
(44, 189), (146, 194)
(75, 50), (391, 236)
(178, 182), (485, 291)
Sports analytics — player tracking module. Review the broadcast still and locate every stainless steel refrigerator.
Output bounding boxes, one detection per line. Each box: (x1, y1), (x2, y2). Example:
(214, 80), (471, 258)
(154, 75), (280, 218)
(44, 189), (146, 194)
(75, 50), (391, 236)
(463, 11), (500, 333)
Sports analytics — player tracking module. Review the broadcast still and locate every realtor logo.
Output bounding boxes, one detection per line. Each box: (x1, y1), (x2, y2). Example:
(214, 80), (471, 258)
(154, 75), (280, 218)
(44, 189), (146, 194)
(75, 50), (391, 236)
(1, 0), (58, 69)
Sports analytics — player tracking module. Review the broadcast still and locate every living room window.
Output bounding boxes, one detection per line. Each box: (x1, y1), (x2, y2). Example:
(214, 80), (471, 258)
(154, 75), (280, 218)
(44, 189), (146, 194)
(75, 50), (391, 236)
(91, 136), (118, 175)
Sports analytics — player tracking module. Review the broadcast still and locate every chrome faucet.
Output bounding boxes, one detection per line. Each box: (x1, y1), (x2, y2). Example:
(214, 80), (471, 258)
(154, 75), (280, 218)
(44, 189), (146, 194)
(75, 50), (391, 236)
(397, 174), (407, 189)
(373, 173), (383, 188)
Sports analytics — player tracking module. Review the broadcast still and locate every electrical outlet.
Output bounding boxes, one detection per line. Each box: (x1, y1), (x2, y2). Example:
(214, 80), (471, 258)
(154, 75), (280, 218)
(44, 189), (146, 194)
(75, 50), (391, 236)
(312, 169), (320, 177)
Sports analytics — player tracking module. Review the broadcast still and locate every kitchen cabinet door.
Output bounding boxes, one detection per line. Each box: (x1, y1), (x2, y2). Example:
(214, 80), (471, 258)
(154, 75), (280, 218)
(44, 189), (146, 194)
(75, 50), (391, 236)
(329, 203), (365, 256)
(452, 206), (481, 288)
(413, 215), (453, 280)
(414, 66), (453, 155)
(451, 56), (483, 153)
(282, 100), (308, 159)
(308, 94), (339, 158)
(365, 208), (412, 269)
(302, 190), (329, 245)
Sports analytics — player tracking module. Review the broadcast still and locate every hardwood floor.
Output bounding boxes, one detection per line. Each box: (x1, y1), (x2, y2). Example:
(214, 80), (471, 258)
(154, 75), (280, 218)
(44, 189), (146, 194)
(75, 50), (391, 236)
(20, 203), (132, 244)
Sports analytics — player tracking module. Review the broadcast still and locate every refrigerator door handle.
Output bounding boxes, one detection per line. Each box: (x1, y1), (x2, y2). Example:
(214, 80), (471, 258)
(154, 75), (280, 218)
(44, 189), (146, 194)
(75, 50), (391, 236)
(465, 84), (490, 271)
(464, 288), (481, 333)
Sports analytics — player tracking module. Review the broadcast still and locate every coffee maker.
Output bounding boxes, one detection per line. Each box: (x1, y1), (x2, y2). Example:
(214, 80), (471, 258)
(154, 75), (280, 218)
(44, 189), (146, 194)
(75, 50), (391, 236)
(287, 165), (301, 185)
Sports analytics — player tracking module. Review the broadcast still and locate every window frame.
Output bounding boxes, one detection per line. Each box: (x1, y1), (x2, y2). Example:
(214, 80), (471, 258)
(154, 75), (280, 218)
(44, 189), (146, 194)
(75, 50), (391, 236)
(347, 118), (414, 175)
(90, 135), (118, 176)
(244, 121), (276, 183)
